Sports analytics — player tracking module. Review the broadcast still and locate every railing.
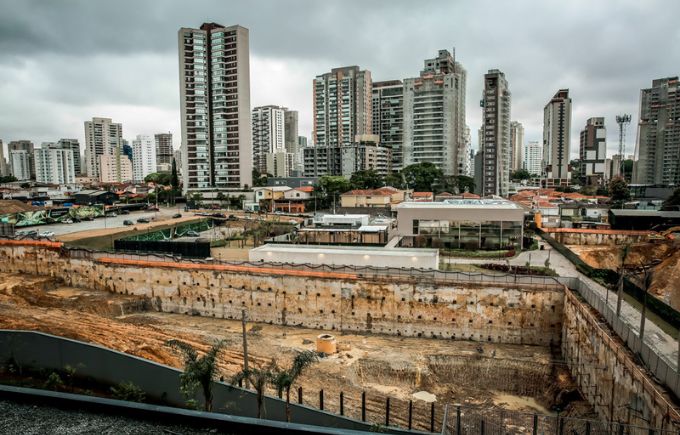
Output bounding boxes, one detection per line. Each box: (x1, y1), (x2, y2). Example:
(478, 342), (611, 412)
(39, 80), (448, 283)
(573, 279), (680, 400)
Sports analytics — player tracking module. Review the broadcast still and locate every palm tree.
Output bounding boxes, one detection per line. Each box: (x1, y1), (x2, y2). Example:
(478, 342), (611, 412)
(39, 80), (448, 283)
(232, 361), (277, 418)
(271, 351), (317, 422)
(166, 339), (226, 411)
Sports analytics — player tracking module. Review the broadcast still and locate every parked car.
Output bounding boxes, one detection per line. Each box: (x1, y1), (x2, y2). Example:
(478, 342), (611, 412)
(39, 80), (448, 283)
(186, 230), (200, 237)
(39, 231), (55, 238)
(63, 219), (73, 224)
(106, 212), (117, 217)
(172, 213), (182, 219)
(137, 218), (150, 224)
(120, 210), (130, 215)
(123, 220), (134, 226)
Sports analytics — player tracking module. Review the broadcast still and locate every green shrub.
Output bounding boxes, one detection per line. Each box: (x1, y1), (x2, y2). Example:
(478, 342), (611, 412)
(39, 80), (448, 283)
(111, 381), (146, 403)
(44, 372), (64, 391)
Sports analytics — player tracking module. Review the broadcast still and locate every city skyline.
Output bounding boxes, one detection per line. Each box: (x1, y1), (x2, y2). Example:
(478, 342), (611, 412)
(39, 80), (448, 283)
(0, 0), (678, 164)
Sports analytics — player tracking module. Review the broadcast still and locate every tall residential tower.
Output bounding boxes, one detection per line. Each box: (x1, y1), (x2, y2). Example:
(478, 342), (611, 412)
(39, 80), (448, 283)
(372, 80), (404, 171)
(178, 23), (252, 193)
(579, 117), (606, 186)
(480, 69), (511, 197)
(84, 117), (123, 179)
(542, 89), (572, 185)
(403, 49), (466, 176)
(633, 77), (680, 185)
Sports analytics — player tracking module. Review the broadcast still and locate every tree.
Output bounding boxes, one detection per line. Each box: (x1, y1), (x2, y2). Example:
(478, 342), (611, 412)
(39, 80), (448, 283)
(0, 175), (18, 183)
(609, 176), (631, 204)
(171, 158), (179, 189)
(440, 175), (476, 194)
(510, 169), (531, 181)
(384, 172), (405, 189)
(252, 168), (269, 187)
(166, 339), (226, 412)
(401, 162), (443, 192)
(315, 176), (351, 209)
(232, 361), (277, 418)
(145, 172), (171, 185)
(271, 351), (317, 422)
(350, 169), (383, 189)
(662, 188), (680, 211)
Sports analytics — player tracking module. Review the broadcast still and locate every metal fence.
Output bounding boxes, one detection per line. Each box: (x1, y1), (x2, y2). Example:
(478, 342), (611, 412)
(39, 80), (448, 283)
(441, 404), (680, 435)
(573, 279), (680, 400)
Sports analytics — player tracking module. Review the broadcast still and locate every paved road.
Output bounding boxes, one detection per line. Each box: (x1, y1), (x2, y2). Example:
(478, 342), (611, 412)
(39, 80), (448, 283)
(444, 243), (680, 370)
(20, 207), (182, 236)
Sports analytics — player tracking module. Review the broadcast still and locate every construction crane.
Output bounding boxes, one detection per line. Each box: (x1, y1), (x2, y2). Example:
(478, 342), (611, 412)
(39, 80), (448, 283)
(616, 114), (632, 178)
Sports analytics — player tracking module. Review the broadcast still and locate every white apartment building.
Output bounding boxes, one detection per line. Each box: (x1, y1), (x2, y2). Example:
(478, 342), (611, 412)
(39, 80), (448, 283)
(132, 134), (157, 181)
(84, 117), (123, 179)
(99, 154), (133, 183)
(178, 23), (252, 193)
(34, 144), (75, 185)
(9, 150), (32, 181)
(524, 140), (543, 176)
(403, 49), (466, 176)
(252, 105), (286, 173)
(510, 121), (524, 172)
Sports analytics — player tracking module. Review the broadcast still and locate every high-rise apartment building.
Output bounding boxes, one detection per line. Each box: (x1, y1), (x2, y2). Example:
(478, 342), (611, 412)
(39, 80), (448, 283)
(252, 105), (285, 174)
(314, 66), (372, 148)
(155, 133), (173, 167)
(372, 80), (404, 171)
(122, 140), (133, 163)
(461, 126), (472, 177)
(178, 23), (252, 193)
(132, 134), (157, 181)
(84, 117), (123, 179)
(34, 143), (75, 185)
(480, 69), (511, 197)
(298, 136), (308, 148)
(99, 154), (133, 183)
(510, 121), (524, 172)
(543, 89), (572, 185)
(403, 49), (466, 176)
(524, 141), (543, 176)
(284, 110), (299, 154)
(633, 77), (680, 185)
(8, 140), (35, 179)
(579, 117), (606, 186)
(57, 139), (81, 176)
(9, 150), (32, 181)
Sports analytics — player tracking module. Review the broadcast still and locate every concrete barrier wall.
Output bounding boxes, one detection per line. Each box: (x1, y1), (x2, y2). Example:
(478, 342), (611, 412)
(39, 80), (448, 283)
(545, 230), (651, 246)
(562, 290), (680, 431)
(0, 244), (564, 346)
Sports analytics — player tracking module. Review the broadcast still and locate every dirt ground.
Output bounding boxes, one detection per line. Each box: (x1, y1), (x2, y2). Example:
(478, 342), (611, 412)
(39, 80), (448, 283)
(0, 272), (593, 430)
(569, 242), (680, 309)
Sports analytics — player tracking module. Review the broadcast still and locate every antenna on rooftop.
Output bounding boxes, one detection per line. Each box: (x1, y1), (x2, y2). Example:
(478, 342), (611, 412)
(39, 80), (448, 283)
(615, 114), (631, 178)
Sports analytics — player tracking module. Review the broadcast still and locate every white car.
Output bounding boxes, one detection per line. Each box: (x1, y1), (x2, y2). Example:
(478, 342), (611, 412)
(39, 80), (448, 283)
(39, 231), (55, 238)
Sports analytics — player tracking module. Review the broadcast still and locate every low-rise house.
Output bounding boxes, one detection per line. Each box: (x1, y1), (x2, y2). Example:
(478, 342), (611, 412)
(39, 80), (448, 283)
(410, 191), (434, 202)
(340, 187), (406, 208)
(273, 186), (314, 213)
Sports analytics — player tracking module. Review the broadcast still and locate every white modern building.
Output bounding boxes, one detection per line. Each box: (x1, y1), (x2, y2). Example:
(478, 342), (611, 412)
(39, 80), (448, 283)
(84, 117), (123, 179)
(524, 140), (543, 176)
(34, 144), (76, 185)
(132, 134), (156, 182)
(9, 150), (32, 181)
(510, 121), (524, 172)
(403, 49), (466, 176)
(178, 23), (252, 193)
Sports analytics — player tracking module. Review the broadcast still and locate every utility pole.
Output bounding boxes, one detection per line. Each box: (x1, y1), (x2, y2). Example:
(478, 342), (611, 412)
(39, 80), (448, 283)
(615, 114), (631, 179)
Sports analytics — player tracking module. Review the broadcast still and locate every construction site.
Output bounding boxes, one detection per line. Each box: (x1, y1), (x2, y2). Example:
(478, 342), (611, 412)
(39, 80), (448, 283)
(0, 226), (679, 434)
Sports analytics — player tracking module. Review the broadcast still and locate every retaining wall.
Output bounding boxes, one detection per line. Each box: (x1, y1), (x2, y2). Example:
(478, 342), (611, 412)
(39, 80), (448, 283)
(562, 289), (680, 431)
(0, 243), (563, 346)
(544, 229), (652, 246)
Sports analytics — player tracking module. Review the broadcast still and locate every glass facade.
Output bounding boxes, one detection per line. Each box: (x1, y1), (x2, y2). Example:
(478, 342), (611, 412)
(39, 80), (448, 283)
(414, 219), (522, 250)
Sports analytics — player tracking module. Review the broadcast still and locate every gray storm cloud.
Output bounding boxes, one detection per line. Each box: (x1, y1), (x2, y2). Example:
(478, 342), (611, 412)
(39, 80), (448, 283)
(0, 0), (678, 159)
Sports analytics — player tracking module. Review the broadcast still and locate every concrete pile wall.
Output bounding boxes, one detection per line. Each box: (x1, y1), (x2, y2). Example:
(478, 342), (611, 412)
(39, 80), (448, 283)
(546, 229), (652, 246)
(562, 289), (680, 431)
(0, 244), (563, 346)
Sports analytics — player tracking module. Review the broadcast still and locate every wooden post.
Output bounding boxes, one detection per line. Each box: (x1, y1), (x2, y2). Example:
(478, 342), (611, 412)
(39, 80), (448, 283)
(533, 414), (538, 435)
(241, 309), (249, 387)
(385, 397), (390, 427)
(340, 391), (344, 416)
(319, 389), (324, 410)
(298, 386), (302, 404)
(361, 391), (366, 422)
(456, 405), (461, 435)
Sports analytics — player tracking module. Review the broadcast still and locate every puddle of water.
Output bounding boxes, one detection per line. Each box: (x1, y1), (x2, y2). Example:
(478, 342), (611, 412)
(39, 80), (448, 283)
(492, 392), (555, 416)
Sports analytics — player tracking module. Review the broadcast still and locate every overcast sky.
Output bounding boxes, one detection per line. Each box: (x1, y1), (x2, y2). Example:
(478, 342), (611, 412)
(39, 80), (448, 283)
(1, 0), (678, 162)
